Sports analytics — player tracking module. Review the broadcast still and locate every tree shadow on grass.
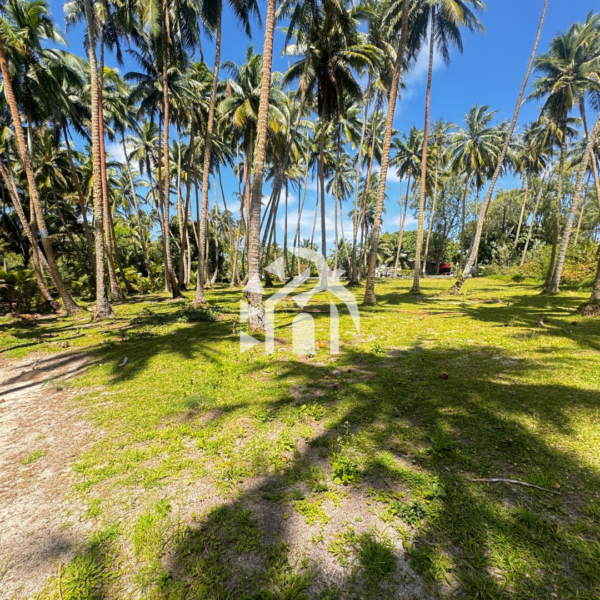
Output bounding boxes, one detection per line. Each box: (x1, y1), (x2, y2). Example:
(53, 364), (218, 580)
(103, 333), (600, 599)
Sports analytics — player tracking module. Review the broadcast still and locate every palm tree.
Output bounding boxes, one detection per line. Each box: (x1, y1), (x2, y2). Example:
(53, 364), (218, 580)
(423, 118), (452, 276)
(513, 123), (547, 250)
(362, 0), (410, 303)
(527, 14), (600, 292)
(0, 0), (81, 314)
(326, 149), (354, 273)
(452, 0), (549, 294)
(194, 0), (257, 305)
(283, 2), (379, 293)
(448, 104), (502, 270)
(410, 0), (485, 295)
(390, 126), (423, 277)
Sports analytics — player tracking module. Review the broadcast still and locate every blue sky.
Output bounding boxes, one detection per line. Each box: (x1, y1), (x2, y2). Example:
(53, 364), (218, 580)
(49, 0), (599, 253)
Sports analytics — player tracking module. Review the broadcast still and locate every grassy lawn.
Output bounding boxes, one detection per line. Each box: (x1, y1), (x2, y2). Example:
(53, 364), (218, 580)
(3, 277), (600, 599)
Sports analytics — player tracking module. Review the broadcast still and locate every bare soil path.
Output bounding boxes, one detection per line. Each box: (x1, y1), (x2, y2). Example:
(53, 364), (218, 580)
(0, 351), (96, 599)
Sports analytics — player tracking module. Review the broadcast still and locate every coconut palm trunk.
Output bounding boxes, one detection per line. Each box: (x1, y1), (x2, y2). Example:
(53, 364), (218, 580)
(521, 169), (548, 267)
(363, 0), (412, 303)
(62, 121), (95, 274)
(0, 27), (80, 315)
(410, 6), (435, 294)
(246, 0), (276, 330)
(290, 160), (310, 276)
(0, 159), (59, 310)
(394, 171), (411, 277)
(318, 125), (328, 290)
(423, 165), (439, 278)
(451, 0), (549, 294)
(122, 136), (156, 287)
(514, 173), (531, 249)
(162, 6), (182, 299)
(459, 172), (472, 271)
(580, 99), (600, 213)
(574, 173), (591, 246)
(349, 98), (369, 285)
(195, 0), (222, 305)
(550, 109), (600, 293)
(580, 250), (600, 315)
(544, 133), (566, 292)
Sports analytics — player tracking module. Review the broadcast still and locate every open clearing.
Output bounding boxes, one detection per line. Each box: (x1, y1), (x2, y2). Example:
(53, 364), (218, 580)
(1, 278), (599, 599)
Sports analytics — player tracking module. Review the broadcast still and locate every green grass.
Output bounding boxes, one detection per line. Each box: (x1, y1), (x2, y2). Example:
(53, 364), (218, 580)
(6, 277), (600, 599)
(20, 449), (48, 465)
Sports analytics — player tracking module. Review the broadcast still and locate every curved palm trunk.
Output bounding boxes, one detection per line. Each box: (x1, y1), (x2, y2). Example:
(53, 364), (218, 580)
(452, 0), (549, 294)
(0, 159), (59, 310)
(0, 29), (80, 315)
(195, 0), (222, 305)
(63, 121), (95, 275)
(521, 169), (548, 267)
(514, 173), (530, 250)
(459, 172), (472, 271)
(574, 173), (591, 246)
(550, 110), (600, 293)
(410, 6), (435, 295)
(393, 172), (411, 278)
(423, 165), (439, 278)
(580, 100), (600, 214)
(246, 0), (276, 330)
(349, 99), (369, 285)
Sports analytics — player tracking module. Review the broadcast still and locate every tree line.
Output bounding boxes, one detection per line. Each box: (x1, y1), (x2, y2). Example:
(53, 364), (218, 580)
(1, 0), (600, 322)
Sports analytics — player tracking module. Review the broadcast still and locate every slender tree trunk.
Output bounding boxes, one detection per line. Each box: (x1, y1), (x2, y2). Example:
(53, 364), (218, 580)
(452, 0), (549, 293)
(311, 184), (319, 251)
(98, 36), (125, 302)
(514, 173), (530, 249)
(359, 110), (378, 280)
(318, 125), (328, 289)
(0, 158), (59, 310)
(423, 164), (439, 278)
(574, 173), (591, 246)
(410, 6), (435, 295)
(246, 0), (276, 330)
(161, 10), (182, 298)
(284, 179), (289, 277)
(580, 246), (600, 315)
(550, 110), (600, 293)
(521, 169), (548, 267)
(0, 25), (80, 314)
(393, 172), (411, 277)
(459, 172), (472, 271)
(122, 136), (156, 287)
(63, 121), (95, 275)
(195, 0), (222, 304)
(333, 178), (339, 274)
(290, 159), (309, 276)
(580, 100), (600, 214)
(349, 98), (369, 285)
(544, 133), (566, 292)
